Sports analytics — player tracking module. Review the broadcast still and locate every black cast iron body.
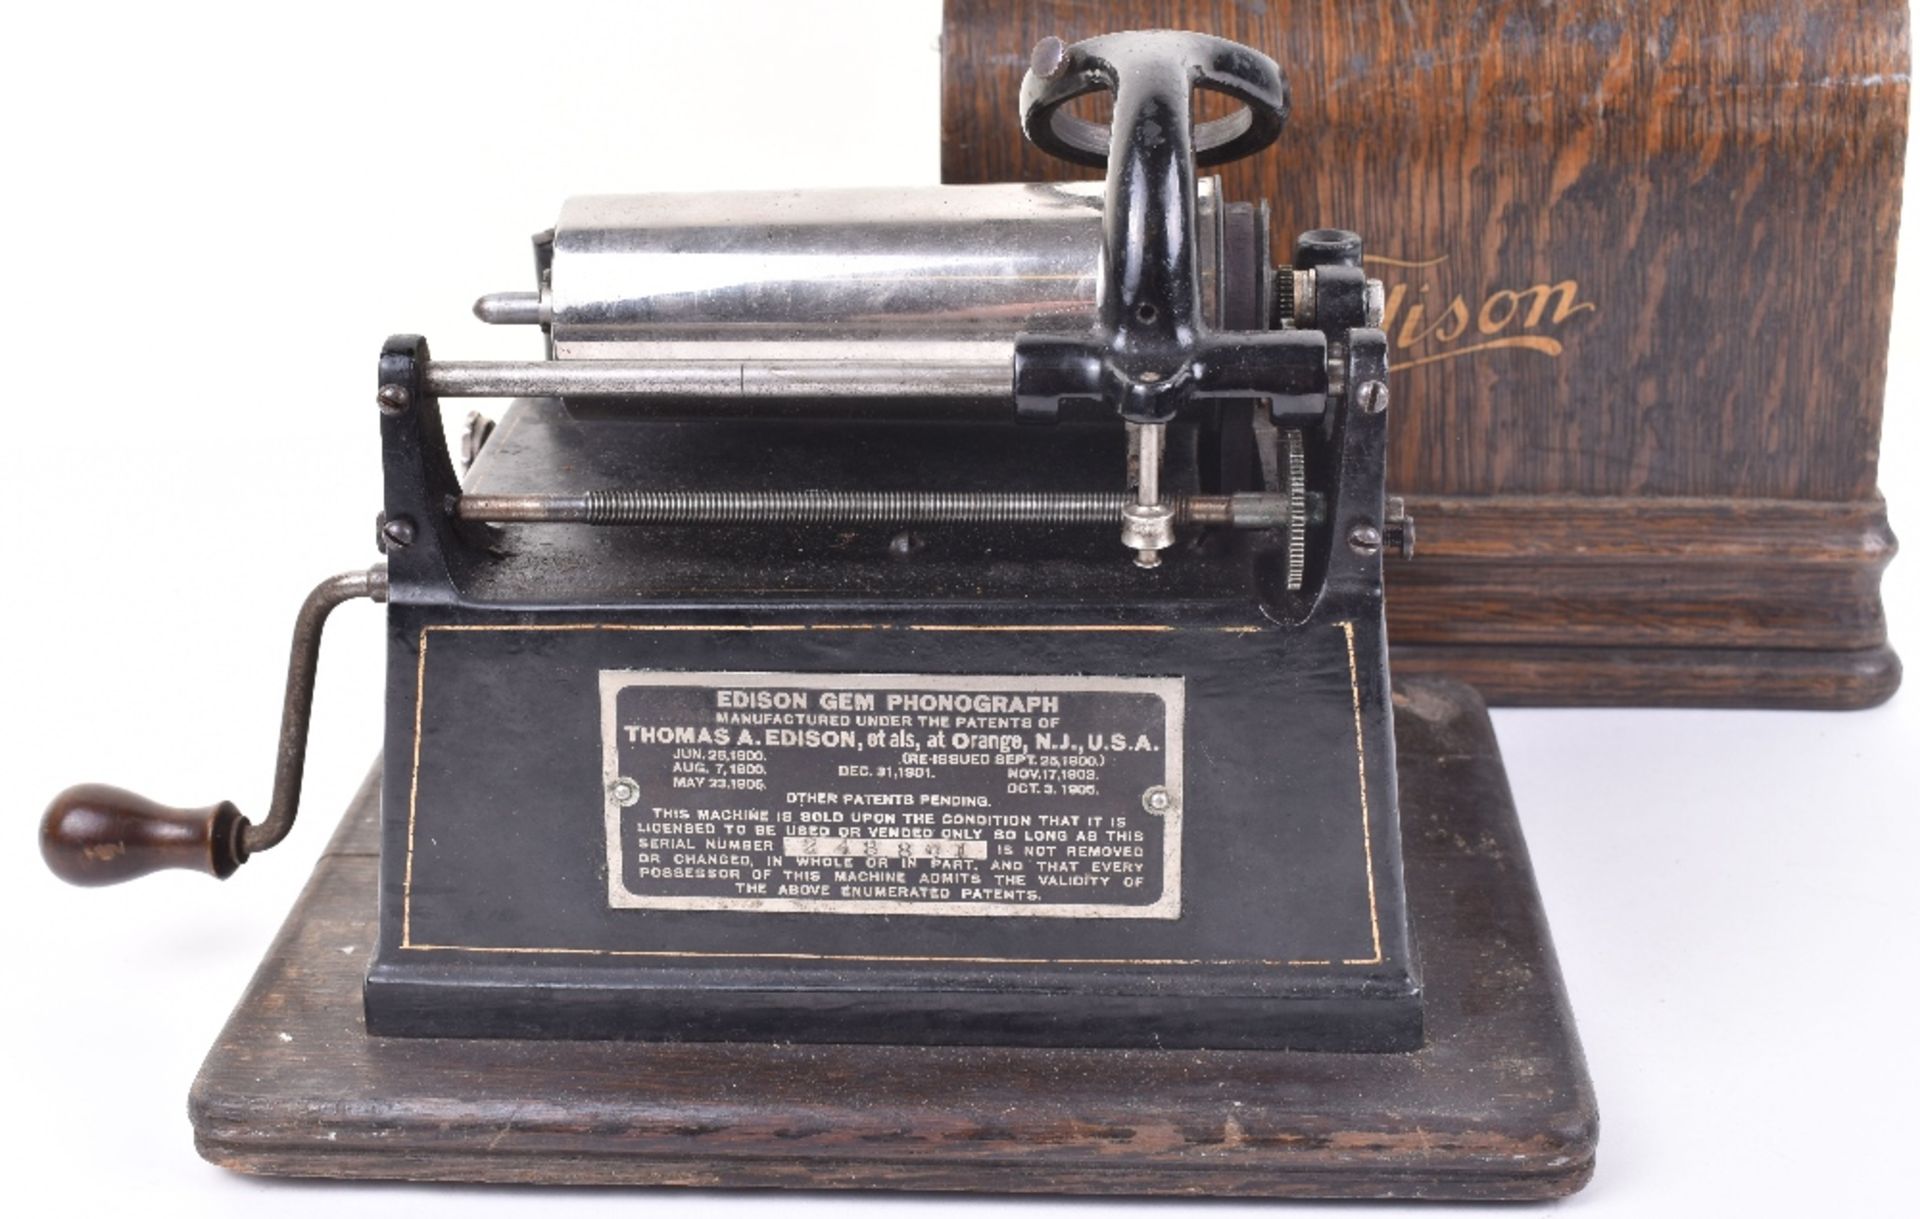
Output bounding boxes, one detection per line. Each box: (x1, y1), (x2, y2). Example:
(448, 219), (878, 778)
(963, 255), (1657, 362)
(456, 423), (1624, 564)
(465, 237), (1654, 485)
(363, 347), (1416, 1050)
(361, 30), (1419, 1049)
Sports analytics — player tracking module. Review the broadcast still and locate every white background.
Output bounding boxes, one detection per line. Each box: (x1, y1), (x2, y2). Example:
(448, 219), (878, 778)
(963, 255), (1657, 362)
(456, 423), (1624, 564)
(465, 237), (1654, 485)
(1, 2), (1913, 1214)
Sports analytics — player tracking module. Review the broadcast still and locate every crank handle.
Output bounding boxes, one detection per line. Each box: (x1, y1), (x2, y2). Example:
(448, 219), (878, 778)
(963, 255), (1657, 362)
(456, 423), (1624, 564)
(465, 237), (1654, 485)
(41, 567), (388, 886)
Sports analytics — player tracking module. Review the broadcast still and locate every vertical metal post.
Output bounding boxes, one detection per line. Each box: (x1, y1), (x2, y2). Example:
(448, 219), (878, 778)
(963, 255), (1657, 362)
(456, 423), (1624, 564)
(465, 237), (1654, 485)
(1121, 422), (1175, 567)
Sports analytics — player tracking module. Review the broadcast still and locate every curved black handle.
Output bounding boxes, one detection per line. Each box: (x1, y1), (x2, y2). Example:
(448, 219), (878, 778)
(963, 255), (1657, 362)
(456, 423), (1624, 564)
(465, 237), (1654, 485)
(1019, 31), (1288, 170)
(1012, 32), (1296, 425)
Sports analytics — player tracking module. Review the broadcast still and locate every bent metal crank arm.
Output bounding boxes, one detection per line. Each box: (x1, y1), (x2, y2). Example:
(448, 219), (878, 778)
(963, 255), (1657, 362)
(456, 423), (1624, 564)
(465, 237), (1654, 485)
(40, 566), (388, 885)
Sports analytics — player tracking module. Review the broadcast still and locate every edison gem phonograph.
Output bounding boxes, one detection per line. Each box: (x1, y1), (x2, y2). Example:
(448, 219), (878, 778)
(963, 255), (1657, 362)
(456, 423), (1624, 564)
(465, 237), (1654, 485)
(40, 30), (1595, 1199)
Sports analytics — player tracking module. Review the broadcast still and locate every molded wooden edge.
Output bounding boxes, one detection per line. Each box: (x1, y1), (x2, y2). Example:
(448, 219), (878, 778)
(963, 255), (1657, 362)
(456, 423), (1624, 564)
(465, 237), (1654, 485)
(1392, 643), (1903, 709)
(1381, 495), (1899, 663)
(188, 1142), (1594, 1200)
(1391, 495), (1897, 565)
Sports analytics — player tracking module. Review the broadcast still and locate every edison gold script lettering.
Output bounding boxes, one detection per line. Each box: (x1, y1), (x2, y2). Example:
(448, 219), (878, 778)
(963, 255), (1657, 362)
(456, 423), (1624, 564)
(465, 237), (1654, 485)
(1367, 255), (1596, 372)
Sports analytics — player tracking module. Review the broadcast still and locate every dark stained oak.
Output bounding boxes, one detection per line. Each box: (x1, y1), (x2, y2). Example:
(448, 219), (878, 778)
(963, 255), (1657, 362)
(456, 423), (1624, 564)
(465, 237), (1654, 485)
(189, 682), (1598, 1200)
(942, 1), (1907, 708)
(1392, 641), (1900, 709)
(1382, 493), (1901, 706)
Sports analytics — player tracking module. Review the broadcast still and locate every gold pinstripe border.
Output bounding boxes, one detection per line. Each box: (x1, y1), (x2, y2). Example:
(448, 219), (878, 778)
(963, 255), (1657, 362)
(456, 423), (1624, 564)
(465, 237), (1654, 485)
(400, 620), (1385, 969)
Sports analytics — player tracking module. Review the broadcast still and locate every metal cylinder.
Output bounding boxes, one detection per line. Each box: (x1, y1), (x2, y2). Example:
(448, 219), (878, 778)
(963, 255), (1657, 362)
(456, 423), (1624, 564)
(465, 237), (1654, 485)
(422, 359), (1008, 400)
(529, 181), (1228, 363)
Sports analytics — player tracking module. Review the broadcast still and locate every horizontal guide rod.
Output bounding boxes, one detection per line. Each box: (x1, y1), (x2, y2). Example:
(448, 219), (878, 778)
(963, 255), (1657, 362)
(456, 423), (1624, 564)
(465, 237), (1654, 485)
(423, 360), (1009, 400)
(456, 491), (1291, 529)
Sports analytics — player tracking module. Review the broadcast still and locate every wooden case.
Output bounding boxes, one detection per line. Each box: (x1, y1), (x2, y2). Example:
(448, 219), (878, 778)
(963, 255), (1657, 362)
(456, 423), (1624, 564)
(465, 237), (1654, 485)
(941, 0), (1907, 708)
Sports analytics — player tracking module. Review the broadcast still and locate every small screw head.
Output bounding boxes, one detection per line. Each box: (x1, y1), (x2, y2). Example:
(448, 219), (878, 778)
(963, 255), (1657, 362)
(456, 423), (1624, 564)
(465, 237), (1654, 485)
(610, 778), (640, 807)
(1030, 35), (1069, 80)
(1142, 786), (1174, 815)
(1347, 523), (1383, 556)
(1357, 380), (1389, 414)
(381, 516), (417, 549)
(377, 384), (411, 414)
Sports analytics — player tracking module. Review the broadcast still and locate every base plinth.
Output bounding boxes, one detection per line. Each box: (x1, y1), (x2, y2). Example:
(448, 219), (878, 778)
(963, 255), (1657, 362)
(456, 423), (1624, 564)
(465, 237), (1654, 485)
(189, 677), (1595, 1200)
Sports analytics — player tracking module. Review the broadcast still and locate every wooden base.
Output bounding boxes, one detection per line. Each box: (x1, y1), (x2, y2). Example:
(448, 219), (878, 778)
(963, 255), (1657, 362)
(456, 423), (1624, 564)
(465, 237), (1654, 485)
(190, 678), (1596, 1200)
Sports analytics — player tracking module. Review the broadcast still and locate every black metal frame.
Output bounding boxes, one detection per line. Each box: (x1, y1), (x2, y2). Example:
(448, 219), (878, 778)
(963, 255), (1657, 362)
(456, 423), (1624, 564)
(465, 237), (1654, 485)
(357, 32), (1413, 1051)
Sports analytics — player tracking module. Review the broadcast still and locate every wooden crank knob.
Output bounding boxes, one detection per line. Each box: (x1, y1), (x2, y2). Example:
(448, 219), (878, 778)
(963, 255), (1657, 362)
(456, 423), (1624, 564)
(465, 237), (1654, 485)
(41, 784), (248, 886)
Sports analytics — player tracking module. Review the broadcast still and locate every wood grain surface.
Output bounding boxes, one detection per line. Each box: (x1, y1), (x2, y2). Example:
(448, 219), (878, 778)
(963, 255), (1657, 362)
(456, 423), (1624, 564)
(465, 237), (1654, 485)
(1385, 495), (1902, 706)
(189, 681), (1597, 1199)
(942, 1), (1907, 708)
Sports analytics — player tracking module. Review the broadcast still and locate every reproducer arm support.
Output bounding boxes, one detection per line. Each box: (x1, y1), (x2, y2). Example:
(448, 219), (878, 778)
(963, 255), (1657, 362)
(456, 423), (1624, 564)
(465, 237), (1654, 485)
(1008, 32), (1327, 564)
